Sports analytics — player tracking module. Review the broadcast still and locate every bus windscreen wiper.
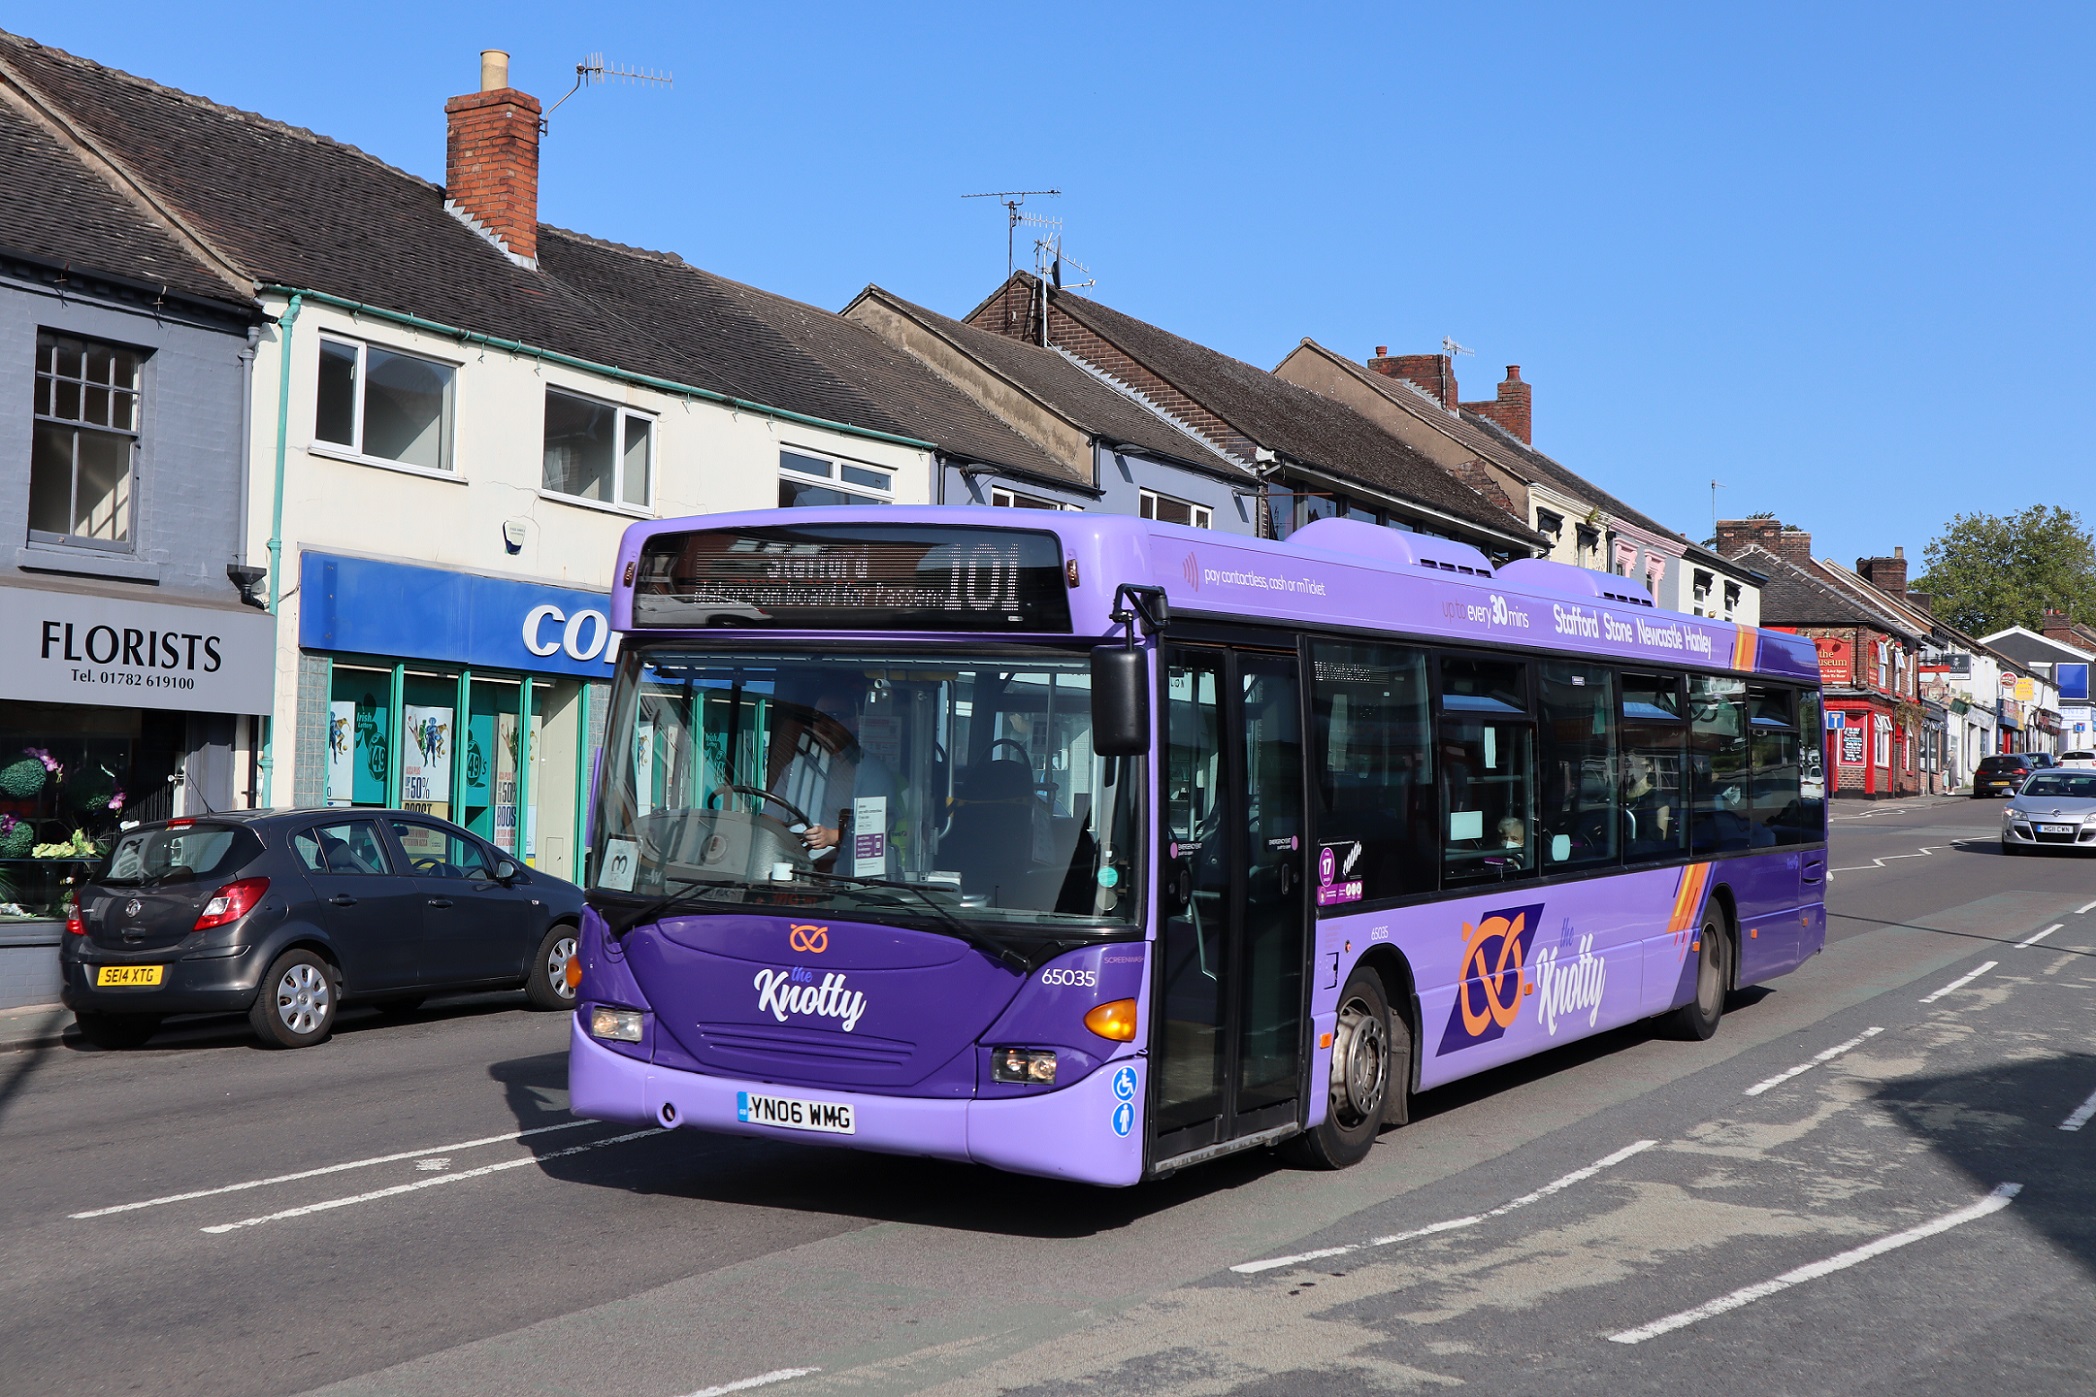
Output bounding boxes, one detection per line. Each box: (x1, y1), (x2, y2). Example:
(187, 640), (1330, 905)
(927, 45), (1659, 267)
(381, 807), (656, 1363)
(587, 874), (744, 937)
(791, 869), (1035, 973)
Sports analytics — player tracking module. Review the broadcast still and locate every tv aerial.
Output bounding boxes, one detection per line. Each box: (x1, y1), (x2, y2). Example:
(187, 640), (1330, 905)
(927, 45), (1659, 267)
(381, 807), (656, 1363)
(963, 189), (1062, 284)
(544, 53), (673, 129)
(1442, 336), (1474, 360)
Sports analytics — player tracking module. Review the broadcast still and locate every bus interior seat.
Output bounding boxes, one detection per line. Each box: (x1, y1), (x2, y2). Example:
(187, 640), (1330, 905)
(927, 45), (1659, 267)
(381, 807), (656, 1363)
(940, 758), (1048, 900)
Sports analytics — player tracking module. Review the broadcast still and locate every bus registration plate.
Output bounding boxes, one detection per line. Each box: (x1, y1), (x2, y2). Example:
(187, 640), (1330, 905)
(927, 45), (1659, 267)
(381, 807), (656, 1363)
(737, 1091), (855, 1135)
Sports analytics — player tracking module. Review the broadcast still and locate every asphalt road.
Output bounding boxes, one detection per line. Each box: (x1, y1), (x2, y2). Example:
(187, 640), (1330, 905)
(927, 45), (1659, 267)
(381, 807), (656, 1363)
(5, 795), (2093, 1396)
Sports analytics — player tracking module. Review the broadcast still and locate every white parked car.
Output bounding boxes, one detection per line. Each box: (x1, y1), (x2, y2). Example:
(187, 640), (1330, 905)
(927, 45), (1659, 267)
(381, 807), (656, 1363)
(2059, 751), (2096, 769)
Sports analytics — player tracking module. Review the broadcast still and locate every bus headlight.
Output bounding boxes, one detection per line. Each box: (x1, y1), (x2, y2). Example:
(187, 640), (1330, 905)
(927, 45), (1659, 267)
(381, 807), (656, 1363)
(590, 1006), (644, 1043)
(991, 1046), (1058, 1085)
(1084, 999), (1139, 1042)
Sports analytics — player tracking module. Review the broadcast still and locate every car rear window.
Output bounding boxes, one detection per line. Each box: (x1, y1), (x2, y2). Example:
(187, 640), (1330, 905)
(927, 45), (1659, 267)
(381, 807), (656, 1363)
(99, 824), (260, 886)
(1978, 757), (2022, 771)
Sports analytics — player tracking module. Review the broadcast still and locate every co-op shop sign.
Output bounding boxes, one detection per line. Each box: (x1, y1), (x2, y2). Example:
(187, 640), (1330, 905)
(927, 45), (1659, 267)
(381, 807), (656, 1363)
(521, 603), (619, 666)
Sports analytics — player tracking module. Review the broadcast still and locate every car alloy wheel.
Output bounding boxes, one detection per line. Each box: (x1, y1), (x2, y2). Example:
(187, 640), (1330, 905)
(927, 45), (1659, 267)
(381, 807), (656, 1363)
(275, 961), (331, 1036)
(547, 934), (578, 1002)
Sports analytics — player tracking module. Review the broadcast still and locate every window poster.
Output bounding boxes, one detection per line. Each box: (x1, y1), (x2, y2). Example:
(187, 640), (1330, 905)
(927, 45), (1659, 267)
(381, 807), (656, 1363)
(1840, 728), (1865, 765)
(401, 705), (453, 814)
(326, 701), (356, 807)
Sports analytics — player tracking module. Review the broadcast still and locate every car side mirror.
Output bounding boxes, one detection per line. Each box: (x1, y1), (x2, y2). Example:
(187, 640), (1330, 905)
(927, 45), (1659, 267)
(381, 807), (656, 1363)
(494, 858), (520, 884)
(1091, 645), (1150, 756)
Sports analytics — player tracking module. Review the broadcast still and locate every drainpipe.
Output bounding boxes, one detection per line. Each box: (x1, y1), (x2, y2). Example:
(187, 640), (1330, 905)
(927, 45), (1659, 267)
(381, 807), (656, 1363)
(257, 292), (303, 807)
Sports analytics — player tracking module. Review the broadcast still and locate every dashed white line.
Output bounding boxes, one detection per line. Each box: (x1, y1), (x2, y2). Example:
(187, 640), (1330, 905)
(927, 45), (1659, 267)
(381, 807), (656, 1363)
(2077, 901), (2096, 915)
(2060, 1088), (2096, 1133)
(71, 1120), (597, 1220)
(200, 1128), (661, 1234)
(2018, 924), (2063, 948)
(1743, 1027), (1884, 1097)
(678, 1369), (822, 1397)
(1232, 1140), (1656, 1274)
(1919, 961), (1998, 1004)
(1607, 1183), (2022, 1345)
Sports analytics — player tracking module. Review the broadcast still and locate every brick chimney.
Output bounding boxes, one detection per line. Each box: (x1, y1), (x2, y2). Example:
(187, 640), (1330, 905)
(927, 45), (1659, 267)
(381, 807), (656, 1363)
(1367, 351), (1459, 409)
(1856, 546), (1908, 599)
(1463, 366), (1532, 444)
(445, 50), (541, 263)
(1715, 517), (1812, 566)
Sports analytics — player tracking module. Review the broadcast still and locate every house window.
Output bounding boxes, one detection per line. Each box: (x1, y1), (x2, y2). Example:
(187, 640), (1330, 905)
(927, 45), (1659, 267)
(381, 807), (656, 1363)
(1535, 508), (1564, 543)
(1575, 523), (1600, 566)
(1645, 555), (1667, 596)
(30, 331), (142, 550)
(315, 335), (455, 472)
(778, 448), (892, 507)
(1691, 569), (1714, 616)
(990, 487), (1064, 510)
(1875, 641), (1890, 690)
(1874, 714), (1892, 767)
(542, 387), (652, 507)
(1722, 581), (1742, 619)
(1611, 540), (1639, 577)
(1139, 489), (1212, 529)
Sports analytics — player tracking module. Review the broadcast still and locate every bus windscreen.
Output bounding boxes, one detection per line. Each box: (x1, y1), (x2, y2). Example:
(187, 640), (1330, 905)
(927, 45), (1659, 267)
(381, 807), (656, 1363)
(632, 524), (1073, 632)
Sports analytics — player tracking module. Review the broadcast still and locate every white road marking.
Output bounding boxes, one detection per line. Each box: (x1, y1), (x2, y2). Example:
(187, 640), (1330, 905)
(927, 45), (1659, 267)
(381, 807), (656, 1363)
(71, 1120), (596, 1220)
(1231, 1141), (1656, 1275)
(1919, 961), (1998, 1004)
(2077, 900), (2096, 915)
(200, 1128), (660, 1234)
(2019, 924), (2064, 948)
(1743, 1027), (1884, 1097)
(2060, 1087), (2096, 1132)
(678, 1370), (821, 1397)
(1608, 1183), (2022, 1345)
(1829, 844), (1954, 876)
(414, 1158), (451, 1172)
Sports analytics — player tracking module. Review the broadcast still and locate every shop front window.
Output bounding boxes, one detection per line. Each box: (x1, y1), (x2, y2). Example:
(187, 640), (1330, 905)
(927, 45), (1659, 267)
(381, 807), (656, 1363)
(326, 666), (392, 808)
(0, 701), (183, 923)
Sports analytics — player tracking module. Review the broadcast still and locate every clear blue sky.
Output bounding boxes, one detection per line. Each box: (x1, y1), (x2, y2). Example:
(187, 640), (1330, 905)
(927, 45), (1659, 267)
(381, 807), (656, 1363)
(21, 3), (2091, 568)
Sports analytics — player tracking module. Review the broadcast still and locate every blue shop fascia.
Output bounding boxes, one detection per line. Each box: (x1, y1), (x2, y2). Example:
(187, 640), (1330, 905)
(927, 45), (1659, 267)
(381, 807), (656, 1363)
(293, 551), (615, 883)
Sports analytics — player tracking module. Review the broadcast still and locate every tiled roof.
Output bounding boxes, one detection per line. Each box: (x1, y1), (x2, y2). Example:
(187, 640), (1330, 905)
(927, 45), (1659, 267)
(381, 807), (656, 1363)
(1296, 341), (1744, 573)
(540, 230), (1077, 482)
(853, 286), (1246, 476)
(1734, 544), (1923, 641)
(0, 73), (244, 308)
(1007, 280), (1537, 543)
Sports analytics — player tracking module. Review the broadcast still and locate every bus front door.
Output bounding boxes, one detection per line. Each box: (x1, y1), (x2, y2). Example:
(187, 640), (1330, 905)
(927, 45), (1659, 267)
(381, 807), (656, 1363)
(1152, 645), (1307, 1164)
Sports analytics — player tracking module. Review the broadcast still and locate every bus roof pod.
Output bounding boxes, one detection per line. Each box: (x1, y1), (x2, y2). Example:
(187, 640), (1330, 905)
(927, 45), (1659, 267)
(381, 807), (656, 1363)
(1288, 517), (1496, 579)
(1496, 558), (1657, 608)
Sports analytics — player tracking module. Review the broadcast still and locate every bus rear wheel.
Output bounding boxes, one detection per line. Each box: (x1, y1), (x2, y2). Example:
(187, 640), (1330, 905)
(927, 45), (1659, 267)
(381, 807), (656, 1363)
(1666, 914), (1731, 1041)
(1290, 969), (1405, 1170)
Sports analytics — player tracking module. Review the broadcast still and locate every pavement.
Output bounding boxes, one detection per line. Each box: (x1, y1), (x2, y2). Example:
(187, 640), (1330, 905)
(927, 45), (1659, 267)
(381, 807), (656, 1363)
(6, 794), (2094, 1396)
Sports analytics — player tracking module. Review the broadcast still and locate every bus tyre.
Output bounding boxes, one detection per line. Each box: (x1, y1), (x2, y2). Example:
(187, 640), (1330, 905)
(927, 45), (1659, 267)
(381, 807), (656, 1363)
(1666, 915), (1730, 1041)
(1290, 970), (1402, 1170)
(249, 949), (337, 1049)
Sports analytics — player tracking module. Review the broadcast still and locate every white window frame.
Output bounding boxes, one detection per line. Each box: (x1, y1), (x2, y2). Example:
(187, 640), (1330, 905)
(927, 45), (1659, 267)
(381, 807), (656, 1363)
(30, 329), (143, 553)
(312, 333), (458, 476)
(540, 384), (655, 513)
(1139, 488), (1212, 530)
(990, 486), (1071, 511)
(779, 446), (894, 505)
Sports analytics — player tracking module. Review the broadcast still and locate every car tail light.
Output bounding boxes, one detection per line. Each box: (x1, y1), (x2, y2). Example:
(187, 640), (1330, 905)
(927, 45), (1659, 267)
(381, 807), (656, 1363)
(194, 877), (269, 931)
(1084, 998), (1139, 1042)
(64, 894), (86, 936)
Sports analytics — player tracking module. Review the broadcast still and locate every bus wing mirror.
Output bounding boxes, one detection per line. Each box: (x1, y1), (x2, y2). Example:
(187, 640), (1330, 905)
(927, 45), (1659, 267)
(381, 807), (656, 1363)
(1091, 645), (1150, 756)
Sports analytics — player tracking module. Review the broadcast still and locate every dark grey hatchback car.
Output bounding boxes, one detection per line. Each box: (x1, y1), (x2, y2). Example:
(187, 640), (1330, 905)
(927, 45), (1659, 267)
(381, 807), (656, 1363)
(59, 810), (586, 1049)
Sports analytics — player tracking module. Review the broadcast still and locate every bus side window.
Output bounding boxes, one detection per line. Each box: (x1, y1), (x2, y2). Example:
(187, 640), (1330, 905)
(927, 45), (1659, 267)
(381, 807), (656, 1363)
(1438, 655), (1536, 885)
(1749, 685), (1808, 845)
(1689, 675), (1753, 854)
(1538, 663), (1617, 868)
(1308, 641), (1436, 902)
(1621, 672), (1687, 859)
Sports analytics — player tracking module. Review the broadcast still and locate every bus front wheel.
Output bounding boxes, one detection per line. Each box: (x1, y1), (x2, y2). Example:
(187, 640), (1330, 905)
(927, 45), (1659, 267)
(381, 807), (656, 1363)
(1290, 970), (1406, 1170)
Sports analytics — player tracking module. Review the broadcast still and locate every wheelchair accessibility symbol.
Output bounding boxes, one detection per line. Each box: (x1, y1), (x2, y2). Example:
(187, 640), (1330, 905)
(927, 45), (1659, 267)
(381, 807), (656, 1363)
(1112, 1066), (1137, 1101)
(1111, 1101), (1134, 1137)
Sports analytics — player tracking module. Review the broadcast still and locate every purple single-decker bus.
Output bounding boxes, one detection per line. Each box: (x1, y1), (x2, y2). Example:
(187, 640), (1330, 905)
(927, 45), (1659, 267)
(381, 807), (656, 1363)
(568, 508), (1827, 1184)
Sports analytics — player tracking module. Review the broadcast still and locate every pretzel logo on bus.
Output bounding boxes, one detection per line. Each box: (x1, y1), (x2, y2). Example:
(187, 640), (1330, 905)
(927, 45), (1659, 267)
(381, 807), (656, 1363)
(1437, 902), (1545, 1056)
(788, 923), (829, 954)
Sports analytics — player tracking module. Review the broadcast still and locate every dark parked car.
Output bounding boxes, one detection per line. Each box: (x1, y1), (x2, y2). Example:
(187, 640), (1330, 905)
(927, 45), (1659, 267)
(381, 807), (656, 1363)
(59, 810), (585, 1049)
(1971, 753), (2041, 797)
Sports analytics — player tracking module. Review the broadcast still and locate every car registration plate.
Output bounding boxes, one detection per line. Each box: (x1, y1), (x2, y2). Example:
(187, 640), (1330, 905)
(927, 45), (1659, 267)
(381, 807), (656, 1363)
(2039, 824), (2075, 835)
(736, 1090), (855, 1134)
(95, 965), (164, 988)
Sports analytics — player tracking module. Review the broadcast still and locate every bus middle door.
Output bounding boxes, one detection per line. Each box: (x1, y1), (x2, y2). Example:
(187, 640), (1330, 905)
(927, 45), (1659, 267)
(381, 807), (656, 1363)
(1152, 644), (1308, 1166)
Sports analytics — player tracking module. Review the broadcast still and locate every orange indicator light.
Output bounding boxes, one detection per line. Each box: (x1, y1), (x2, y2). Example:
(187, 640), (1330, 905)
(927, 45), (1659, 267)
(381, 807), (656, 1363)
(1084, 999), (1139, 1042)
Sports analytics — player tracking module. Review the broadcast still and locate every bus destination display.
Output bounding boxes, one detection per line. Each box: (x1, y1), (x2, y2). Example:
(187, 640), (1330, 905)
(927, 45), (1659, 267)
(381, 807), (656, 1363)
(632, 524), (1073, 632)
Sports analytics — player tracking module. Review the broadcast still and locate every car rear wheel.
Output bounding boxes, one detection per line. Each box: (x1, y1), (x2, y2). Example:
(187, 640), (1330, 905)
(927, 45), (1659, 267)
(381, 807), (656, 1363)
(525, 924), (579, 1010)
(250, 949), (337, 1048)
(74, 1012), (161, 1051)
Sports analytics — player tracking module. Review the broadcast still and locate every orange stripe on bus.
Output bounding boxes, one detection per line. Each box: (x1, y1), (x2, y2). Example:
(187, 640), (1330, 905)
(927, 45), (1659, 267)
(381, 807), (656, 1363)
(1732, 625), (1758, 670)
(1670, 863), (1711, 933)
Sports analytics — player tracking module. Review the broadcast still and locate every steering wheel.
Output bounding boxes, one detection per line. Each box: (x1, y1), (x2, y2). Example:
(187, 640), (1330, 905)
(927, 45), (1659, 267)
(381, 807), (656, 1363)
(986, 738), (1033, 765)
(707, 783), (813, 829)
(410, 857), (451, 877)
